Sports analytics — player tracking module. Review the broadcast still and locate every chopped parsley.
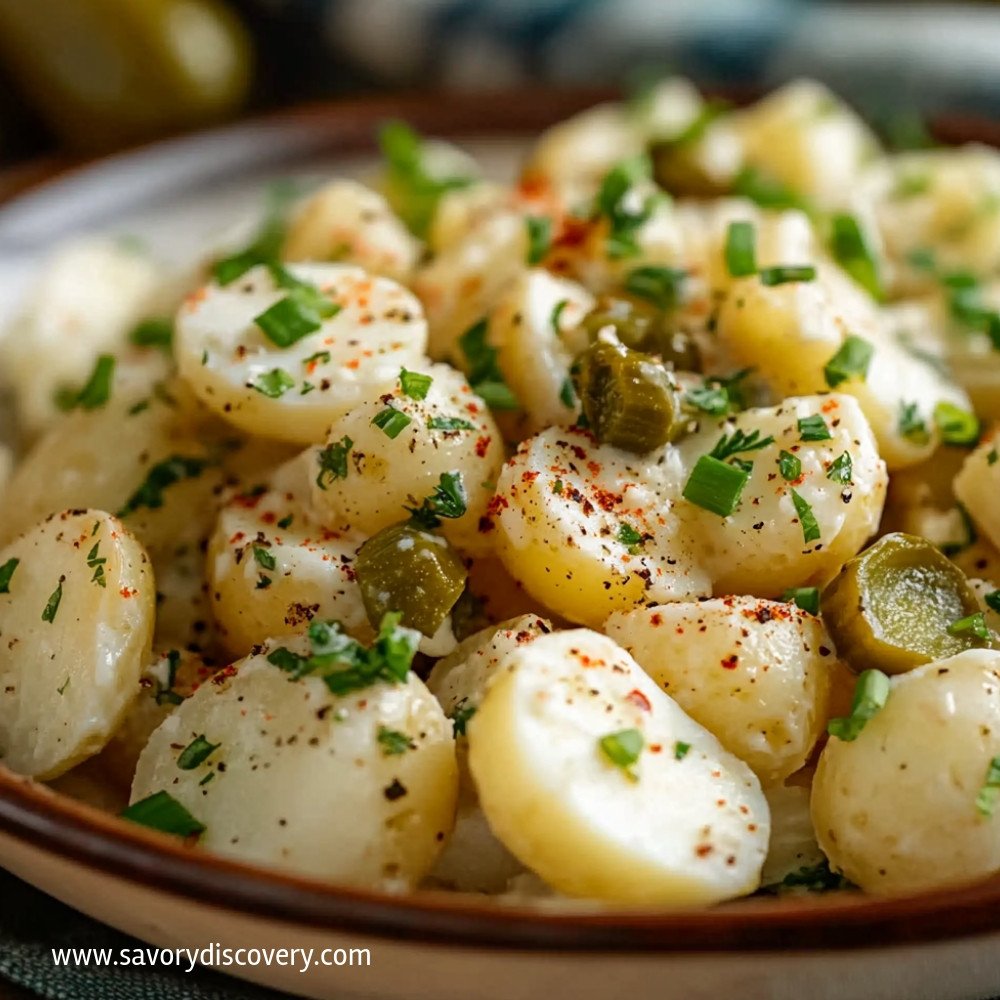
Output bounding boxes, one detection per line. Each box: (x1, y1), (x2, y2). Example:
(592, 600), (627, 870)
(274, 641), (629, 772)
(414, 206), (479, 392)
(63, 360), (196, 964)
(710, 427), (775, 461)
(117, 455), (209, 517)
(525, 215), (552, 265)
(406, 471), (468, 529)
(250, 368), (295, 399)
(782, 586), (820, 615)
(683, 369), (752, 417)
(427, 415), (475, 432)
(267, 613), (420, 697)
(154, 650), (184, 707)
(276, 514), (293, 530)
(599, 728), (644, 781)
(86, 541), (107, 588)
(559, 376), (576, 409)
(449, 701), (477, 737)
(593, 155), (659, 259)
(617, 522), (644, 553)
(315, 436), (353, 489)
(212, 181), (298, 285)
(724, 220), (757, 277)
(777, 450), (801, 481)
(252, 546), (276, 571)
(823, 335), (874, 388)
(400, 368), (433, 400)
(0, 558), (19, 594)
(826, 451), (854, 485)
(898, 401), (930, 445)
(128, 317), (174, 350)
(377, 726), (415, 756)
(121, 791), (205, 838)
(683, 455), (749, 518)
(624, 265), (686, 310)
(673, 740), (691, 761)
(985, 590), (1000, 614)
(459, 319), (519, 410)
(790, 489), (821, 544)
(934, 401), (980, 447)
(372, 406), (412, 439)
(829, 214), (883, 300)
(303, 350), (331, 368)
(41, 578), (63, 624)
(55, 355), (116, 412)
(798, 414), (832, 442)
(765, 860), (853, 894)
(827, 669), (890, 742)
(177, 735), (220, 771)
(976, 757), (1000, 817)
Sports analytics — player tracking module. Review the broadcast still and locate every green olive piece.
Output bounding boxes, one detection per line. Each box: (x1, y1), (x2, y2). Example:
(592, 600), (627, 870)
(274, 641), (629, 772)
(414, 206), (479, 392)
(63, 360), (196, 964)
(649, 139), (728, 198)
(580, 296), (701, 373)
(822, 532), (989, 675)
(355, 522), (467, 638)
(572, 340), (679, 454)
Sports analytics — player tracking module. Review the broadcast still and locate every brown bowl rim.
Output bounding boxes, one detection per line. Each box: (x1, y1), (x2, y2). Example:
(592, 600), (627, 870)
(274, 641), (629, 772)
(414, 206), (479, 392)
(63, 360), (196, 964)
(3, 87), (1000, 955)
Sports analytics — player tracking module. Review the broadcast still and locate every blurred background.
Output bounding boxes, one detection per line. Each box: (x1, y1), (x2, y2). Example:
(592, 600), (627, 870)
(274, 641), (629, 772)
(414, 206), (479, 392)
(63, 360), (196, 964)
(1, 0), (1000, 168)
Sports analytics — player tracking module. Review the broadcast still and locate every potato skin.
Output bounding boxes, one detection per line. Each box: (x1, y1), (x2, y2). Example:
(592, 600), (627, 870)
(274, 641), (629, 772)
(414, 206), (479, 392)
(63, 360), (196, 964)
(132, 634), (458, 887)
(605, 597), (836, 785)
(812, 649), (1000, 894)
(0, 510), (155, 779)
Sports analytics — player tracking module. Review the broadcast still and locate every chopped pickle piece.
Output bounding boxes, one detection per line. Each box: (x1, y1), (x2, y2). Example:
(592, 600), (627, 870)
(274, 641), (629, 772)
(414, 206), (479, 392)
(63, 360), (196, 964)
(648, 137), (729, 198)
(580, 296), (701, 373)
(355, 522), (467, 637)
(822, 533), (989, 675)
(572, 340), (679, 454)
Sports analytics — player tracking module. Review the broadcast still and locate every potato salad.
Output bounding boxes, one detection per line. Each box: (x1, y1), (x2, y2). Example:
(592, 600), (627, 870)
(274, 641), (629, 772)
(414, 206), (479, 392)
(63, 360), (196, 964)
(4, 78), (1000, 906)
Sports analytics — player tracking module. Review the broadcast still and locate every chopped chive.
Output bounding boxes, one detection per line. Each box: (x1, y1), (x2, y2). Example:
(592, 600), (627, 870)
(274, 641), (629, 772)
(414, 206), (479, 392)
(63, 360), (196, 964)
(252, 546), (276, 571)
(551, 299), (570, 333)
(759, 265), (816, 286)
(400, 368), (433, 400)
(376, 726), (415, 756)
(617, 522), (644, 553)
(315, 435), (352, 489)
(823, 336), (874, 388)
(934, 401), (980, 447)
(948, 612), (991, 642)
(782, 586), (820, 615)
(790, 489), (821, 544)
(673, 740), (691, 761)
(428, 415), (475, 431)
(826, 451), (854, 485)
(250, 368), (295, 399)
(777, 450), (801, 481)
(303, 350), (331, 368)
(372, 407), (412, 439)
(41, 579), (63, 623)
(254, 276), (340, 348)
(525, 216), (552, 265)
(593, 155), (656, 259)
(732, 166), (811, 213)
(976, 756), (1000, 817)
(121, 791), (205, 837)
(56, 355), (116, 412)
(0, 558), (19, 594)
(599, 728), (644, 780)
(683, 454), (749, 517)
(459, 319), (520, 411)
(724, 220), (757, 277)
(624, 265), (687, 311)
(797, 414), (832, 441)
(277, 514), (293, 530)
(177, 735), (220, 770)
(559, 376), (576, 409)
(829, 214), (882, 300)
(128, 317), (173, 350)
(898, 401), (930, 445)
(827, 669), (890, 742)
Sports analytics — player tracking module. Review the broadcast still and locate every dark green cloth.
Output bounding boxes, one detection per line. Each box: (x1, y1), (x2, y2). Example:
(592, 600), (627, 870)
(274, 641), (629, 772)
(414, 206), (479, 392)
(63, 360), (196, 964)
(0, 869), (294, 1000)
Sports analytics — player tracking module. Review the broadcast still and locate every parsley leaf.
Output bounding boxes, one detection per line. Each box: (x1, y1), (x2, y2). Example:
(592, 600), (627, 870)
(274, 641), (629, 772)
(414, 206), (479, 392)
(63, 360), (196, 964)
(315, 436), (353, 489)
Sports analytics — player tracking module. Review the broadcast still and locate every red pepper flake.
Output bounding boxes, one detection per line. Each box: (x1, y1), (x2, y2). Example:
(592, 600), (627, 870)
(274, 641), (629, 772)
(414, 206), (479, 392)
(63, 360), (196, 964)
(232, 492), (264, 510)
(586, 461), (602, 477)
(261, 512), (276, 525)
(592, 488), (622, 512)
(521, 470), (540, 484)
(625, 689), (652, 712)
(650, 613), (663, 627)
(486, 495), (509, 517)
(649, 743), (662, 753)
(345, 358), (361, 370)
(475, 435), (491, 458)
(695, 844), (714, 858)
(570, 444), (587, 461)
(720, 655), (739, 670)
(119, 587), (137, 599)
(821, 398), (840, 414)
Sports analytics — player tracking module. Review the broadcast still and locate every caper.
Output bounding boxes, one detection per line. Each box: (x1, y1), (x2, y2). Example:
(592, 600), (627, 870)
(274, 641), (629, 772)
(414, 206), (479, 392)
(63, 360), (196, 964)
(355, 522), (467, 638)
(822, 532), (992, 675)
(580, 295), (701, 372)
(572, 340), (679, 454)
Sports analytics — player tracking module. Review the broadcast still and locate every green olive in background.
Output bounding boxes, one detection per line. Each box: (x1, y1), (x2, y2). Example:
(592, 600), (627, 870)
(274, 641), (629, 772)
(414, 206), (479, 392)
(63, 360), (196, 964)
(580, 296), (701, 373)
(572, 340), (679, 455)
(355, 521), (467, 638)
(649, 138), (729, 198)
(822, 532), (991, 675)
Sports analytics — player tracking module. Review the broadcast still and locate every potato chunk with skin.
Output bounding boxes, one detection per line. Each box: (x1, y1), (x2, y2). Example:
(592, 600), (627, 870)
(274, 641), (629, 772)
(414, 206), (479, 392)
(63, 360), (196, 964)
(605, 597), (836, 785)
(674, 394), (887, 596)
(131, 635), (458, 888)
(955, 432), (1000, 555)
(282, 179), (420, 284)
(175, 262), (427, 444)
(488, 269), (594, 435)
(715, 263), (971, 469)
(207, 454), (369, 659)
(0, 511), (155, 779)
(489, 426), (709, 628)
(813, 649), (1000, 894)
(309, 363), (503, 556)
(467, 629), (769, 905)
